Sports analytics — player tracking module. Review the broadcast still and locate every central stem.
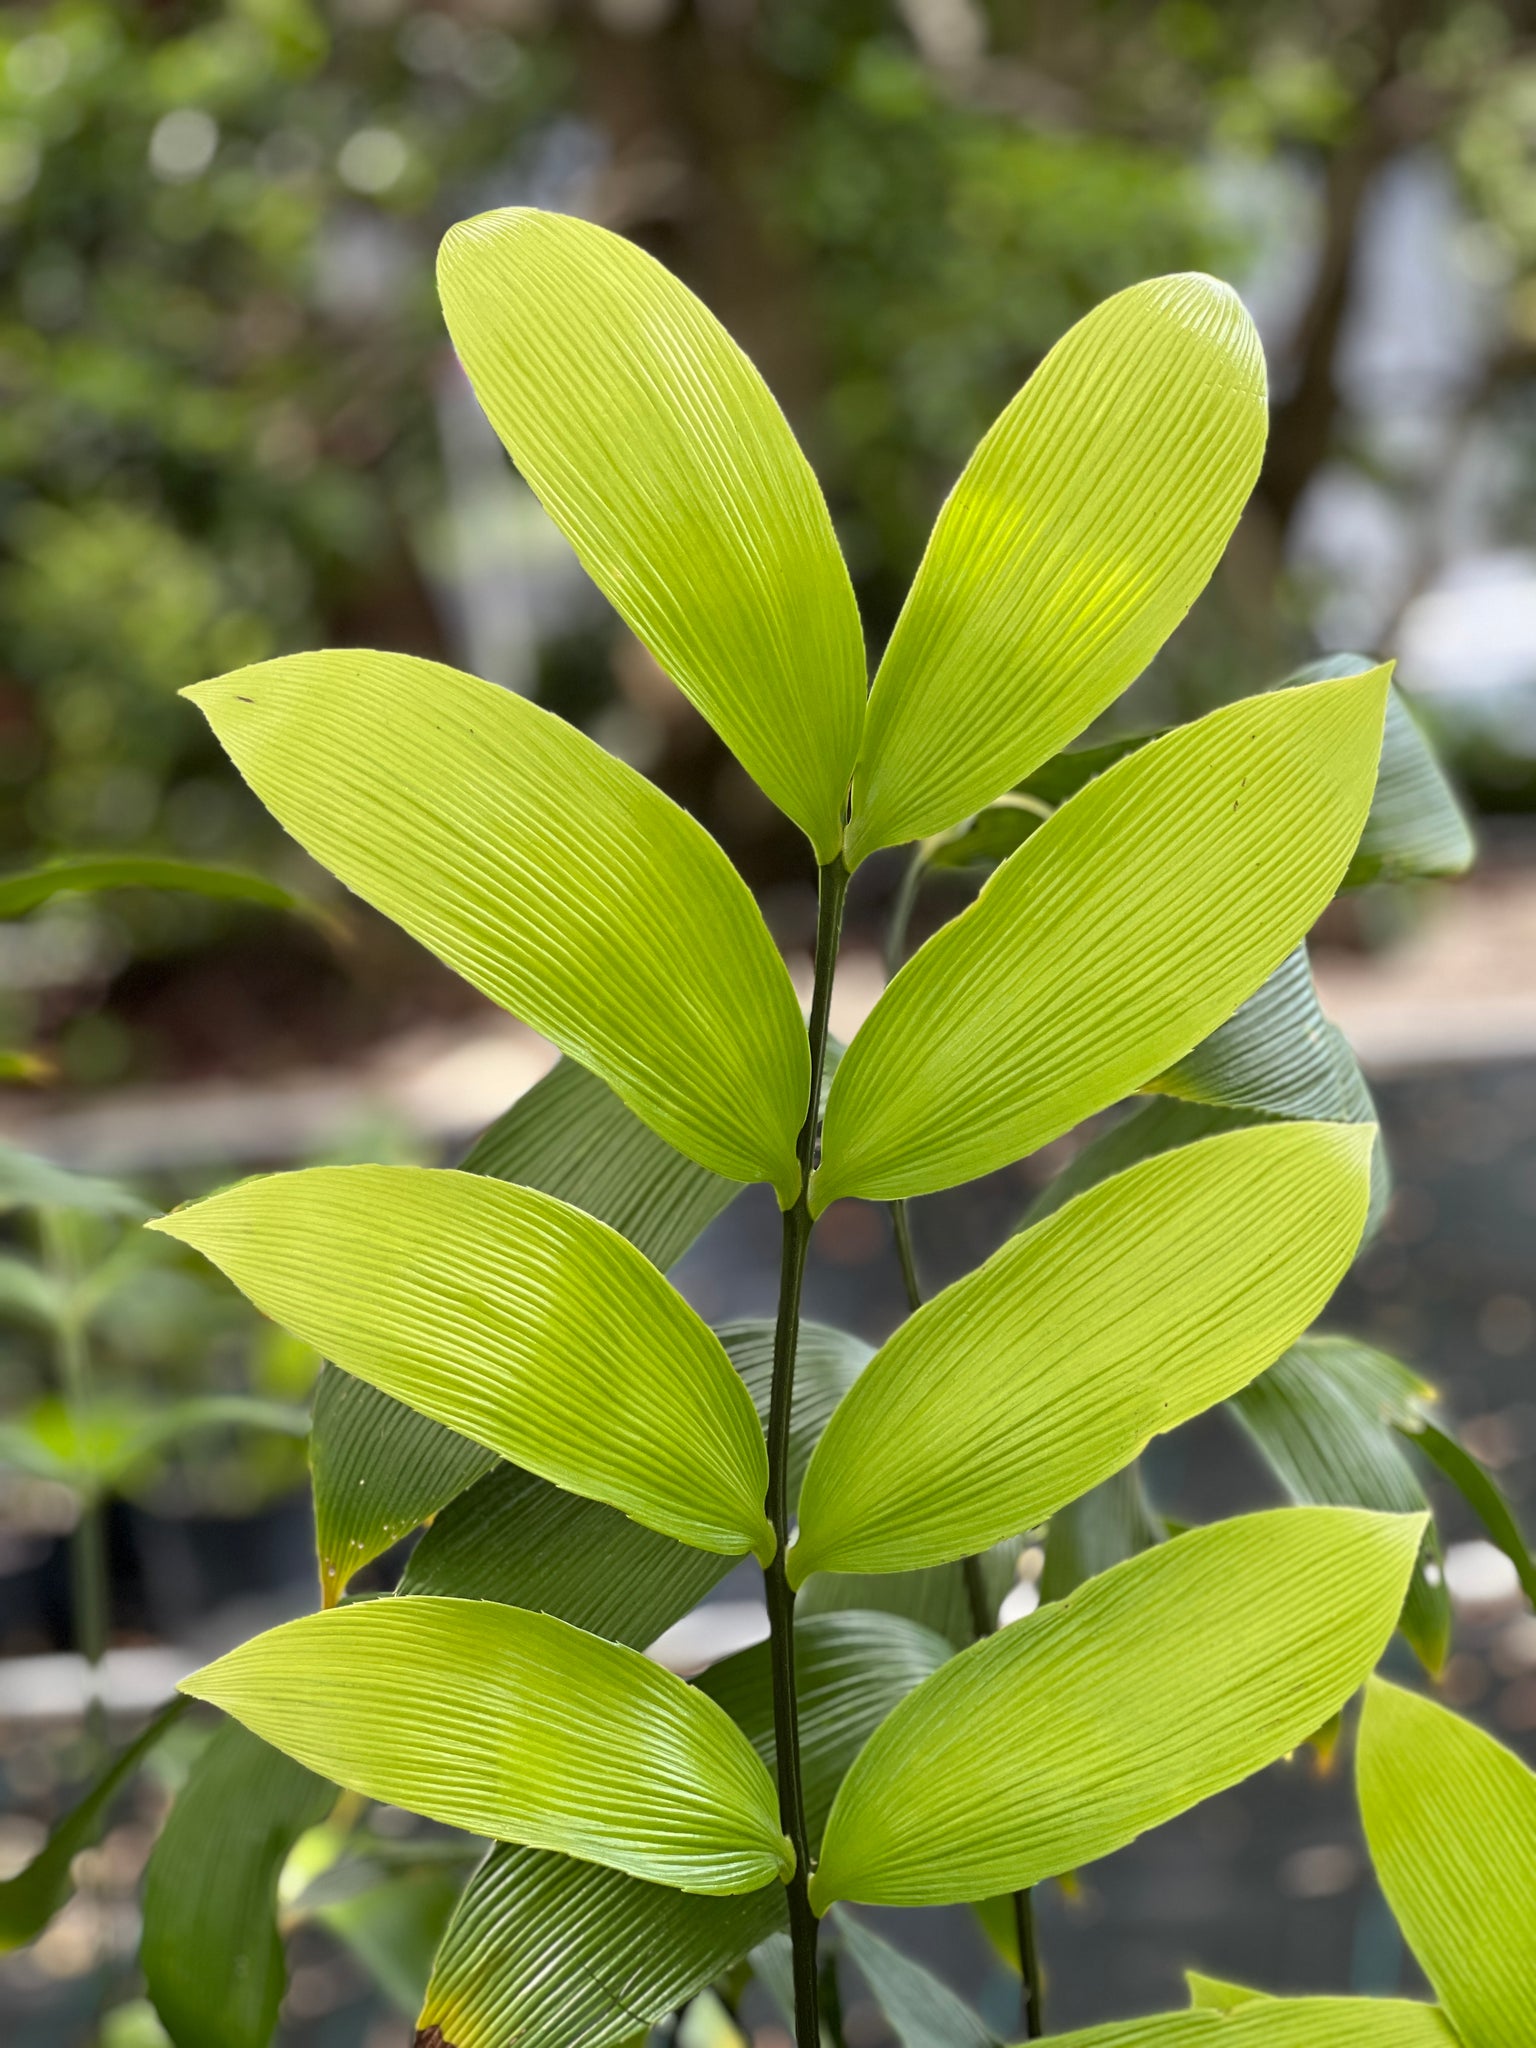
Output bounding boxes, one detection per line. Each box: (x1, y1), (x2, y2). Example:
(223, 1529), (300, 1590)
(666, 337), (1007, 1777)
(889, 1197), (1044, 2038)
(766, 854), (848, 2048)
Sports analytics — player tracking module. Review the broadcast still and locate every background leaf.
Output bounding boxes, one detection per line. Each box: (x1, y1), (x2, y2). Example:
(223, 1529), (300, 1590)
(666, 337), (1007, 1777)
(141, 1718), (335, 2048)
(183, 1598), (791, 1895)
(817, 671), (1390, 1206)
(1358, 1679), (1536, 2048)
(845, 273), (1266, 864)
(1040, 1464), (1165, 1603)
(0, 1143), (150, 1220)
(186, 651), (807, 1196)
(309, 1057), (741, 1601)
(792, 1123), (1372, 1581)
(1404, 1421), (1536, 1610)
(810, 1507), (1420, 1909)
(0, 853), (330, 928)
(156, 1166), (773, 1562)
(0, 1699), (185, 1953)
(796, 1538), (1026, 1652)
(437, 207), (866, 863)
(832, 1908), (998, 2048)
(1231, 1338), (1449, 1673)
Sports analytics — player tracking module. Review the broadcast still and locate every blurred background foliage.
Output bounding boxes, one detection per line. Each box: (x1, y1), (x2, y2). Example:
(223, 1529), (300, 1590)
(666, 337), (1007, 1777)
(1, 0), (1531, 925)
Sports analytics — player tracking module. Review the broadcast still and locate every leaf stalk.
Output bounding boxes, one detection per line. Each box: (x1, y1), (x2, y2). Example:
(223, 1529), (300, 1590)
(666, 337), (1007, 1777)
(766, 854), (848, 2048)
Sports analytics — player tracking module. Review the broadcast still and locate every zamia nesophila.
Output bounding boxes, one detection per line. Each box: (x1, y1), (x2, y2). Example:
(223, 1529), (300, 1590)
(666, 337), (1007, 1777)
(118, 211), (1522, 2048)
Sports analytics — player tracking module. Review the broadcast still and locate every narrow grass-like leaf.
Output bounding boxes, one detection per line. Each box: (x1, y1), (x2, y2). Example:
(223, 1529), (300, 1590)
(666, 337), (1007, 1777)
(437, 208), (865, 863)
(817, 672), (1389, 1207)
(845, 275), (1267, 865)
(184, 1598), (791, 1894)
(0, 853), (330, 927)
(792, 1124), (1372, 1583)
(1040, 1464), (1165, 1603)
(1359, 1679), (1536, 2048)
(833, 1909), (998, 2048)
(809, 1507), (1421, 1910)
(414, 1614), (946, 2048)
(141, 1718), (335, 2048)
(310, 1057), (741, 1600)
(0, 1698), (185, 1952)
(1404, 1421), (1536, 1610)
(1039, 2002), (1455, 2046)
(154, 1166), (773, 1562)
(1231, 1337), (1449, 1673)
(185, 652), (807, 1197)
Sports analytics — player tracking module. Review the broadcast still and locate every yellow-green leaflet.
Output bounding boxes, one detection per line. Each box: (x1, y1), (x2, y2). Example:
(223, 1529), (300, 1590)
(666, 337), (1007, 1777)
(1037, 2002), (1456, 2047)
(1358, 1680), (1536, 2048)
(151, 1167), (774, 1564)
(815, 670), (1389, 1209)
(185, 653), (807, 1201)
(808, 1507), (1421, 1911)
(183, 1599), (791, 1896)
(844, 274), (1267, 867)
(790, 1122), (1372, 1585)
(438, 208), (866, 863)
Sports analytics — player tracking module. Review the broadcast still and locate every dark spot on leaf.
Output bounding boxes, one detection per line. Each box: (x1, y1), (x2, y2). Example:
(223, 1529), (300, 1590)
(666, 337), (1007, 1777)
(235, 695), (254, 704)
(415, 2030), (454, 2048)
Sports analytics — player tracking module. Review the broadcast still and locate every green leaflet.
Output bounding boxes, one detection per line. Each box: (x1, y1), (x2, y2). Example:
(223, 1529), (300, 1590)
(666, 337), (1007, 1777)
(1405, 1421), (1536, 1610)
(184, 1598), (790, 1894)
(845, 274), (1267, 866)
(791, 1123), (1373, 1583)
(1152, 946), (1356, 1122)
(1040, 1464), (1165, 1604)
(832, 1909), (997, 2048)
(415, 1614), (947, 2048)
(0, 1697), (185, 1952)
(1359, 1680), (1536, 2048)
(0, 853), (330, 929)
(437, 208), (865, 863)
(399, 1321), (868, 1635)
(185, 652), (807, 1198)
(141, 1719), (336, 2048)
(1231, 1337), (1449, 1674)
(310, 1056), (741, 1600)
(1038, 2002), (1455, 2047)
(1288, 656), (1473, 887)
(154, 1166), (773, 1563)
(1187, 1972), (1270, 2010)
(809, 1507), (1421, 1910)
(816, 671), (1390, 1207)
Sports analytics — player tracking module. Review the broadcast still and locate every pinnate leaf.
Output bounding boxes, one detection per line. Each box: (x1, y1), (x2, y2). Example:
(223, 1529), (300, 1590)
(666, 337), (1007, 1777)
(154, 1166), (773, 1562)
(437, 208), (865, 863)
(816, 671), (1390, 1207)
(183, 1598), (791, 1895)
(809, 1507), (1421, 1910)
(792, 1123), (1372, 1583)
(185, 652), (807, 1197)
(1358, 1679), (1536, 2048)
(845, 274), (1267, 865)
